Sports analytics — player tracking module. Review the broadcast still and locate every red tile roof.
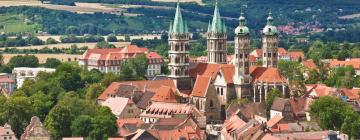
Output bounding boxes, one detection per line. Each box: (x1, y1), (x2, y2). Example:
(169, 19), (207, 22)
(252, 48), (288, 58)
(329, 59), (360, 69)
(192, 76), (211, 97)
(261, 134), (282, 140)
(250, 67), (286, 83)
(151, 86), (178, 103)
(341, 88), (360, 100)
(98, 79), (175, 101)
(189, 63), (233, 80)
(223, 113), (247, 133)
(288, 51), (305, 60)
(220, 66), (235, 84)
(0, 75), (15, 83)
(306, 84), (337, 97)
(146, 52), (162, 59)
(267, 115), (283, 128)
(302, 60), (317, 70)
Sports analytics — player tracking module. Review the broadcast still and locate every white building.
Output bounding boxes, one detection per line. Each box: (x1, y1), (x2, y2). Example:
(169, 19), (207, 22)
(12, 67), (56, 88)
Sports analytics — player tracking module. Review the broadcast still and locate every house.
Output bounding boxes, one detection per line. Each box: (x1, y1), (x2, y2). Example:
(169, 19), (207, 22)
(79, 45), (163, 77)
(140, 86), (202, 123)
(100, 97), (141, 119)
(0, 123), (17, 140)
(328, 58), (360, 75)
(287, 51), (305, 61)
(270, 97), (294, 121)
(116, 118), (150, 137)
(12, 67), (56, 88)
(20, 116), (51, 140)
(250, 48), (289, 61)
(97, 79), (176, 104)
(0, 74), (15, 96)
(272, 130), (348, 140)
(220, 116), (264, 140)
(226, 102), (267, 123)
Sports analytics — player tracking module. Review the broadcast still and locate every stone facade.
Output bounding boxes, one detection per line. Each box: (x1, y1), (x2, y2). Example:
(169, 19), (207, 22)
(168, 2), (192, 90)
(207, 2), (227, 64)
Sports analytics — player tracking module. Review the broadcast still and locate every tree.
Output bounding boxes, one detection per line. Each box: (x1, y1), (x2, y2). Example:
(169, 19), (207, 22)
(3, 96), (33, 138)
(89, 107), (117, 140)
(101, 73), (120, 87)
(71, 115), (92, 137)
(305, 69), (321, 84)
(85, 83), (105, 101)
(278, 60), (305, 96)
(45, 58), (61, 68)
(95, 41), (115, 49)
(45, 94), (97, 139)
(310, 96), (352, 130)
(107, 34), (118, 42)
(46, 37), (59, 44)
(30, 92), (53, 121)
(128, 54), (148, 79)
(0, 54), (4, 66)
(8, 55), (39, 68)
(119, 61), (136, 81)
(324, 66), (356, 88)
(265, 88), (283, 117)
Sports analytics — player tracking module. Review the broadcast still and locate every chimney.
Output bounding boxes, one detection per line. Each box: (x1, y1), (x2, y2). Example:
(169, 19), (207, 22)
(144, 84), (147, 92)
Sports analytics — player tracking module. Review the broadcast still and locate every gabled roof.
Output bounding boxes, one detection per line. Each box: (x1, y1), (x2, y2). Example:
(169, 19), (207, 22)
(101, 97), (129, 116)
(226, 102), (266, 121)
(250, 67), (286, 83)
(340, 88), (360, 100)
(136, 91), (155, 110)
(329, 58), (360, 69)
(223, 113), (247, 133)
(192, 76), (211, 97)
(98, 79), (175, 101)
(189, 63), (233, 80)
(220, 66), (235, 84)
(267, 115), (283, 128)
(302, 60), (317, 70)
(288, 51), (304, 60)
(251, 48), (288, 58)
(271, 97), (288, 112)
(306, 84), (337, 97)
(146, 52), (162, 59)
(151, 86), (178, 103)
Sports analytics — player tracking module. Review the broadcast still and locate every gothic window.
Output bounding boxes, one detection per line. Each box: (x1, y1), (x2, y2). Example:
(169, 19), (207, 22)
(209, 100), (214, 107)
(239, 54), (243, 59)
(263, 53), (266, 57)
(221, 88), (224, 96)
(217, 88), (219, 94)
(175, 44), (179, 51)
(268, 53), (271, 57)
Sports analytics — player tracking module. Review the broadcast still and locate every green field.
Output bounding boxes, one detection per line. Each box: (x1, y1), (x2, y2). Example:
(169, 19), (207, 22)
(0, 14), (41, 34)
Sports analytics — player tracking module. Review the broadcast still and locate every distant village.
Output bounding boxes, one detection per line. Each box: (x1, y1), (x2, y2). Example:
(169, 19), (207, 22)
(0, 1), (360, 140)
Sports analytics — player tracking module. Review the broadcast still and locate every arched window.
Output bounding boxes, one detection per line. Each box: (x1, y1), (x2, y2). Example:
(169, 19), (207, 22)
(209, 100), (214, 107)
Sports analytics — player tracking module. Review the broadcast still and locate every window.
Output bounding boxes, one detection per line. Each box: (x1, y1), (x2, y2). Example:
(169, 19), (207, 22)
(221, 88), (224, 96)
(210, 100), (214, 107)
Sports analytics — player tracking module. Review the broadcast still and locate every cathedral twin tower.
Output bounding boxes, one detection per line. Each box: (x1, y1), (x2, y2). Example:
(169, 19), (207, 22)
(168, 1), (279, 89)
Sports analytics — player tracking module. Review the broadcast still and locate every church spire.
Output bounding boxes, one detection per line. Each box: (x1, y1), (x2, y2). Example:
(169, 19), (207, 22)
(209, 0), (226, 34)
(171, 0), (187, 34)
(266, 11), (274, 25)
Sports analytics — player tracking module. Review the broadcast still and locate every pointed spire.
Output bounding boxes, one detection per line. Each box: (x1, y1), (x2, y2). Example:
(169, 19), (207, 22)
(172, 0), (186, 34)
(209, 0), (225, 34)
(169, 21), (173, 33)
(207, 20), (211, 32)
(222, 19), (227, 33)
(184, 20), (188, 33)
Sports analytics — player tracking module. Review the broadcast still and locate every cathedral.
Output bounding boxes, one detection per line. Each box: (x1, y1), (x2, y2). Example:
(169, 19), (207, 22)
(168, 1), (289, 122)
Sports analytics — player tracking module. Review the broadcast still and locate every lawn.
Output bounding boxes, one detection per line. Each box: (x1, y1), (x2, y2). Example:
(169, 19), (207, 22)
(0, 14), (41, 34)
